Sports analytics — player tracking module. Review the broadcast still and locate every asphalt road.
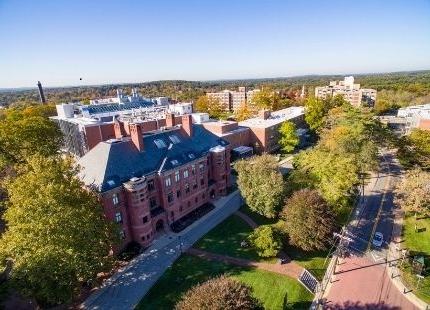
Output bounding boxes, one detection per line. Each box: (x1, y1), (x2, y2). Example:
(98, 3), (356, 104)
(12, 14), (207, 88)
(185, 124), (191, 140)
(345, 150), (401, 258)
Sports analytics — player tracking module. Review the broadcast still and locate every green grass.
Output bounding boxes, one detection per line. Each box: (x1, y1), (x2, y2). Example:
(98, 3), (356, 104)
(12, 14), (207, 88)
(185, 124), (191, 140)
(239, 204), (277, 226)
(195, 214), (264, 261)
(401, 213), (430, 304)
(284, 244), (328, 281)
(137, 254), (313, 310)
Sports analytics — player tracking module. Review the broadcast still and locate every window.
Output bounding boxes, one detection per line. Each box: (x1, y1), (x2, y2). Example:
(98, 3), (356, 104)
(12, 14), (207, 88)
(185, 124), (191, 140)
(142, 216), (148, 224)
(112, 193), (119, 205)
(147, 180), (155, 191)
(154, 139), (167, 148)
(169, 135), (181, 144)
(193, 182), (197, 189)
(165, 177), (172, 187)
(167, 192), (174, 203)
(183, 169), (189, 178)
(175, 171), (180, 182)
(188, 153), (195, 159)
(171, 159), (179, 166)
(200, 178), (205, 186)
(191, 164), (196, 175)
(115, 212), (122, 223)
(176, 190), (181, 198)
(185, 183), (190, 194)
(119, 230), (126, 239)
(199, 163), (205, 173)
(179, 206), (183, 212)
(150, 197), (157, 209)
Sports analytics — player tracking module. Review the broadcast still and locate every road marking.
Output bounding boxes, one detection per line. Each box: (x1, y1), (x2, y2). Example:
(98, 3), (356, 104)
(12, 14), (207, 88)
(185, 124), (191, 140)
(367, 153), (392, 252)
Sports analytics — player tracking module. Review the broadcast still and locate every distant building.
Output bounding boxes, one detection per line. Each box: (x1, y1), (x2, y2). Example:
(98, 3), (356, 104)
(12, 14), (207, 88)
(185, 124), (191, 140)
(397, 103), (430, 132)
(315, 76), (377, 107)
(207, 87), (260, 112)
(77, 115), (231, 251)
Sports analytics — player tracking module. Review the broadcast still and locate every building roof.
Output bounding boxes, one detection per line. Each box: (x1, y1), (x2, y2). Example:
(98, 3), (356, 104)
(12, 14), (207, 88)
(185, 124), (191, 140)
(80, 100), (155, 116)
(238, 106), (304, 129)
(78, 124), (229, 192)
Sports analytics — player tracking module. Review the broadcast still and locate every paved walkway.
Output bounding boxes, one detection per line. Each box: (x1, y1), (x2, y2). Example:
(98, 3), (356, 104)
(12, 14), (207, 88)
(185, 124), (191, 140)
(234, 210), (258, 228)
(186, 248), (303, 279)
(82, 191), (242, 310)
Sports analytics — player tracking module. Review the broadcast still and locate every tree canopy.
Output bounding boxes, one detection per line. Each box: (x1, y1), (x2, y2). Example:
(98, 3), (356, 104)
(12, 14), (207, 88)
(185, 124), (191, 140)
(194, 95), (227, 119)
(175, 275), (261, 310)
(235, 154), (285, 218)
(278, 121), (299, 153)
(398, 129), (430, 169)
(395, 168), (430, 216)
(281, 189), (336, 251)
(248, 225), (282, 258)
(0, 156), (117, 305)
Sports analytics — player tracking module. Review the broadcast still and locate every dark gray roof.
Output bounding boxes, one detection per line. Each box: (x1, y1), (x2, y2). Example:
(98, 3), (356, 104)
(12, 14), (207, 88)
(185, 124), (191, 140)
(78, 125), (229, 192)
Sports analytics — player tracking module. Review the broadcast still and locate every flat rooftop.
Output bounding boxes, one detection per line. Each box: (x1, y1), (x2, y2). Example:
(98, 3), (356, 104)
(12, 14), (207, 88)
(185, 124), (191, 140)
(239, 106), (304, 129)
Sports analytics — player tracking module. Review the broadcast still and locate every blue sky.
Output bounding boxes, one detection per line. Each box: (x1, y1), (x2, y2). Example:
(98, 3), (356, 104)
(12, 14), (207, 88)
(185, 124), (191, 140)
(0, 0), (429, 88)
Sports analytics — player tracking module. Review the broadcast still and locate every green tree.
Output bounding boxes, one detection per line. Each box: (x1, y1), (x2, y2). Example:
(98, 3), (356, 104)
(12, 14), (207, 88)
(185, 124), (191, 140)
(304, 95), (348, 131)
(395, 168), (430, 217)
(281, 189), (336, 251)
(175, 275), (261, 310)
(278, 121), (299, 153)
(0, 156), (117, 305)
(398, 129), (430, 169)
(234, 102), (255, 121)
(248, 225), (282, 258)
(0, 115), (62, 168)
(235, 154), (285, 218)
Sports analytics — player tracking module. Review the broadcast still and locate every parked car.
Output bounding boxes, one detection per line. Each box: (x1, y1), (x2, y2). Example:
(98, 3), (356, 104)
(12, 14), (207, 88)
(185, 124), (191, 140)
(372, 232), (384, 247)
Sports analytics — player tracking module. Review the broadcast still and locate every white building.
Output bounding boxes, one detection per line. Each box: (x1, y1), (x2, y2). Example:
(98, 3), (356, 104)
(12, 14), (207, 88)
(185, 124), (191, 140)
(168, 102), (193, 115)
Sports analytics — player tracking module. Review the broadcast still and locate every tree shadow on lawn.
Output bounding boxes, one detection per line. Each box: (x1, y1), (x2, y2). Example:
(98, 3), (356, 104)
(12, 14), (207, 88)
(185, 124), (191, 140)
(283, 244), (329, 280)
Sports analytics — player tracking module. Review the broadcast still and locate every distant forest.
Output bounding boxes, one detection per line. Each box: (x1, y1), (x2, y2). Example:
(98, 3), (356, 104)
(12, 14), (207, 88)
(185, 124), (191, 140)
(1, 70), (430, 109)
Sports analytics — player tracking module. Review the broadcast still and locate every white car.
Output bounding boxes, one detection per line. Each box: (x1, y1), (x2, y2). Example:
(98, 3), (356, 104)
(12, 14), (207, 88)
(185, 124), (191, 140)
(372, 232), (384, 247)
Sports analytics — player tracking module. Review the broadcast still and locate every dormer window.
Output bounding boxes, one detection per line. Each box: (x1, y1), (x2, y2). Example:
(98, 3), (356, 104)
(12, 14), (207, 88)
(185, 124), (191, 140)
(171, 159), (179, 166)
(169, 135), (181, 144)
(154, 139), (167, 149)
(112, 193), (119, 205)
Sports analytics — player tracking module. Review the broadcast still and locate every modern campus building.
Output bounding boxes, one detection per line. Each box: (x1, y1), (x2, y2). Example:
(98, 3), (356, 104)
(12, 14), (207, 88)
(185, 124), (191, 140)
(315, 76), (377, 107)
(207, 87), (260, 112)
(51, 90), (193, 157)
(397, 103), (430, 132)
(77, 114), (231, 250)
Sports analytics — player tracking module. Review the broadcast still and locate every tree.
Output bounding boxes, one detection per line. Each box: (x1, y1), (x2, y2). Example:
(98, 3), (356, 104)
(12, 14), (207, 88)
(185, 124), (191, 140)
(278, 121), (299, 153)
(0, 156), (118, 305)
(0, 115), (62, 168)
(304, 97), (326, 131)
(234, 102), (255, 121)
(398, 129), (430, 169)
(235, 154), (285, 218)
(395, 168), (430, 217)
(281, 189), (336, 251)
(175, 275), (261, 310)
(194, 95), (227, 119)
(248, 225), (282, 258)
(249, 88), (287, 111)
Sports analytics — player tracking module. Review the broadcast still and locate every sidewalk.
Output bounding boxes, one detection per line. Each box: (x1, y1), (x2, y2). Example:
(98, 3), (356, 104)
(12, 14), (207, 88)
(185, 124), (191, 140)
(82, 190), (242, 310)
(186, 248), (303, 279)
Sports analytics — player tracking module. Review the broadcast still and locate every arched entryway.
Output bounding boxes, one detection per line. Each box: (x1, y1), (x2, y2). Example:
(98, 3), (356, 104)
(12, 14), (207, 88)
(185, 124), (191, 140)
(155, 219), (164, 232)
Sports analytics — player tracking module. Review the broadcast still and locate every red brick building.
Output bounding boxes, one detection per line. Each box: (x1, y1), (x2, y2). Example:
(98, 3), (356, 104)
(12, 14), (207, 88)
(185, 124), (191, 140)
(78, 114), (231, 250)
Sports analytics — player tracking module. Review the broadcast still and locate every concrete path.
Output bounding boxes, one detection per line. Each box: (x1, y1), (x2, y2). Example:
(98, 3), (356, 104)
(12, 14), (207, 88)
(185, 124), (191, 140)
(186, 248), (303, 279)
(82, 191), (242, 310)
(234, 210), (258, 228)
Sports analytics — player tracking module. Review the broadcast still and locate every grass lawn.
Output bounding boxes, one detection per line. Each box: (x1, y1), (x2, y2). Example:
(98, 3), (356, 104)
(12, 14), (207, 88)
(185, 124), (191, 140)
(401, 213), (430, 303)
(239, 204), (278, 226)
(137, 254), (313, 310)
(284, 244), (328, 281)
(195, 214), (265, 261)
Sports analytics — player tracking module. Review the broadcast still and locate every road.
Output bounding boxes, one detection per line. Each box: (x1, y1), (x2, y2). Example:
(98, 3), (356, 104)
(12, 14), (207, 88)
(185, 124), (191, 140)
(322, 149), (419, 309)
(82, 191), (242, 310)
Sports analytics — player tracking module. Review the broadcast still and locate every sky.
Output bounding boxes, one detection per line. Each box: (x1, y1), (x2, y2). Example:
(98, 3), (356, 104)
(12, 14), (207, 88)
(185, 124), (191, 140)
(0, 0), (430, 88)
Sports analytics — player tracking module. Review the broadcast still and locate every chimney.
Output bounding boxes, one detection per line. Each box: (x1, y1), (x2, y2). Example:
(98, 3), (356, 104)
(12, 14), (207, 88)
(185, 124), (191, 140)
(258, 110), (271, 120)
(37, 81), (46, 104)
(181, 114), (193, 137)
(166, 112), (176, 127)
(114, 120), (126, 138)
(130, 123), (144, 151)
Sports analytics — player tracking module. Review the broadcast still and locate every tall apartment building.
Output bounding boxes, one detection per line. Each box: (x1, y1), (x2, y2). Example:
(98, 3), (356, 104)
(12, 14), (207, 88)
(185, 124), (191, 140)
(78, 114), (231, 250)
(315, 76), (377, 107)
(207, 87), (260, 112)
